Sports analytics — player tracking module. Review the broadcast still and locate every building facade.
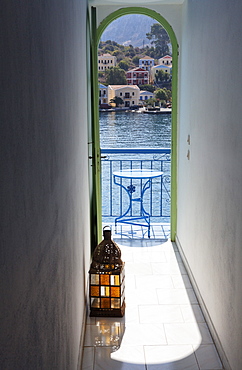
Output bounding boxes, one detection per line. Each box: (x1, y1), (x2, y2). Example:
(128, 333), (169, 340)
(108, 85), (140, 107)
(139, 56), (155, 71)
(150, 64), (172, 83)
(98, 53), (117, 71)
(99, 83), (108, 106)
(158, 55), (172, 66)
(126, 68), (149, 85)
(139, 90), (154, 103)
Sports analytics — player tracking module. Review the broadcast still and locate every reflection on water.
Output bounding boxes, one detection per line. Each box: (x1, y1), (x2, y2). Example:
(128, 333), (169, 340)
(100, 111), (171, 148)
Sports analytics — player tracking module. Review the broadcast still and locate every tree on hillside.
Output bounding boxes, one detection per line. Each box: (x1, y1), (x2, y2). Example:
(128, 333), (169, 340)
(109, 96), (124, 107)
(118, 60), (130, 71)
(146, 23), (170, 58)
(132, 55), (140, 66)
(105, 67), (127, 85)
(155, 70), (170, 83)
(139, 84), (156, 93)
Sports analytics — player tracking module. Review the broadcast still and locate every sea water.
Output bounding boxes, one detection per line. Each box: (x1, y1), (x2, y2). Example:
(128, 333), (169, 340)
(100, 111), (171, 148)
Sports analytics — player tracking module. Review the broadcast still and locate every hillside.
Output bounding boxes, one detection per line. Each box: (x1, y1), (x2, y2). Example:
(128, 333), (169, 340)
(100, 14), (155, 48)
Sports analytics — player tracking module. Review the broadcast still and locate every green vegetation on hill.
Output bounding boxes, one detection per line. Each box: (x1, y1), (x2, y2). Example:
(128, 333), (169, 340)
(98, 23), (172, 104)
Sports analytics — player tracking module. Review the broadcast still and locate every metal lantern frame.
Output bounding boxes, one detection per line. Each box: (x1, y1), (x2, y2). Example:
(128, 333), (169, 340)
(89, 227), (125, 317)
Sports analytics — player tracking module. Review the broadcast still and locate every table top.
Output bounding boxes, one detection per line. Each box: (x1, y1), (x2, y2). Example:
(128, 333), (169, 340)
(113, 169), (163, 179)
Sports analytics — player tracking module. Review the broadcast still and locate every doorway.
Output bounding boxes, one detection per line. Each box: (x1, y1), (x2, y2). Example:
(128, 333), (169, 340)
(91, 7), (178, 244)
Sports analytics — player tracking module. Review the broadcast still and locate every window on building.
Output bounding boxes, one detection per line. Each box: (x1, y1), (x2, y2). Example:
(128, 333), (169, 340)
(120, 92), (122, 96)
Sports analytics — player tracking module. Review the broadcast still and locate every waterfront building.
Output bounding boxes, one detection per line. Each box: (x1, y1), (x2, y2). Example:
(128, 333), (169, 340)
(108, 85), (140, 107)
(139, 90), (154, 103)
(99, 83), (108, 106)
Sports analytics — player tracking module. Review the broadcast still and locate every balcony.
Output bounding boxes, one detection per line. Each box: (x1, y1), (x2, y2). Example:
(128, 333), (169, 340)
(101, 148), (171, 239)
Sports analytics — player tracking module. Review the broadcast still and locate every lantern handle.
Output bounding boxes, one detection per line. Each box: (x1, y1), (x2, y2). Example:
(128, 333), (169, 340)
(103, 225), (111, 232)
(102, 225), (112, 240)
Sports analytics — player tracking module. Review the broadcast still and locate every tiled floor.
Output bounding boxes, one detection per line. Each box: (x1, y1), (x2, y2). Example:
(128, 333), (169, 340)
(82, 239), (223, 370)
(105, 223), (171, 240)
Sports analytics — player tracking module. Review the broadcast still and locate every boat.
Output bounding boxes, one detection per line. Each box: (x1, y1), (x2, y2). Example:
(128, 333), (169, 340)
(137, 107), (171, 114)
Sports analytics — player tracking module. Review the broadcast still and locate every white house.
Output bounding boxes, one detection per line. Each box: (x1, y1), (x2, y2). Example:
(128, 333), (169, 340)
(139, 90), (154, 103)
(158, 55), (172, 66)
(98, 53), (117, 71)
(108, 85), (140, 107)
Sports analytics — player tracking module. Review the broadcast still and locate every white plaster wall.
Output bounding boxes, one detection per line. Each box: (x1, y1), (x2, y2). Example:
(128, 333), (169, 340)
(178, 1), (242, 369)
(0, 0), (90, 368)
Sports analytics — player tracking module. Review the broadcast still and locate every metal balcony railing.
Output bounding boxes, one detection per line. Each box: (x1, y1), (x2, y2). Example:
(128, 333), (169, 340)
(101, 148), (171, 235)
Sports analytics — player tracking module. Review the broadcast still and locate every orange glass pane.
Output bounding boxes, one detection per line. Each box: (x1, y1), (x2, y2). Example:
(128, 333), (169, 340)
(111, 287), (120, 297)
(100, 274), (110, 285)
(90, 286), (99, 297)
(101, 298), (110, 308)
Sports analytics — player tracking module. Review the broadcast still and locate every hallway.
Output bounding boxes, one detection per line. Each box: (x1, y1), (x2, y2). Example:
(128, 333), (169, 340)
(82, 239), (223, 369)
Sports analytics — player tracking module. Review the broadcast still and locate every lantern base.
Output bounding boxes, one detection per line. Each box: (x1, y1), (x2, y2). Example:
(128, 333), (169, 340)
(89, 301), (125, 317)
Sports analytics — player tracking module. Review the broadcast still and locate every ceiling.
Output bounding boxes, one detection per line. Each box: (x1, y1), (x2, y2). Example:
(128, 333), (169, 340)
(89, 0), (184, 5)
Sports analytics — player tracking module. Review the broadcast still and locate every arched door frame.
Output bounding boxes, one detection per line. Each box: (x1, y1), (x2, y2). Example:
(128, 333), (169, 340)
(91, 7), (178, 242)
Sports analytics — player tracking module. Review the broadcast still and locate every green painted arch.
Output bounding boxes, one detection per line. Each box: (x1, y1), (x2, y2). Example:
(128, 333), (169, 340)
(95, 7), (178, 241)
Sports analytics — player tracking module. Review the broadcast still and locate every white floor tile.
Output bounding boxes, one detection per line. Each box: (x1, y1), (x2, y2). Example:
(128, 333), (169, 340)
(94, 346), (146, 369)
(125, 261), (153, 275)
(121, 323), (167, 345)
(180, 304), (205, 323)
(164, 250), (183, 263)
(82, 347), (94, 370)
(125, 287), (158, 305)
(171, 274), (192, 289)
(193, 344), (223, 369)
(133, 250), (167, 263)
(144, 345), (199, 370)
(83, 239), (223, 370)
(151, 262), (187, 275)
(122, 304), (140, 324)
(84, 322), (125, 348)
(164, 322), (213, 346)
(135, 274), (174, 289)
(139, 304), (184, 324)
(156, 288), (198, 305)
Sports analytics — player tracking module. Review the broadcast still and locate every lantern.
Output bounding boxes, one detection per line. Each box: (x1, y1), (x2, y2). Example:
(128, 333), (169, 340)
(89, 226), (125, 317)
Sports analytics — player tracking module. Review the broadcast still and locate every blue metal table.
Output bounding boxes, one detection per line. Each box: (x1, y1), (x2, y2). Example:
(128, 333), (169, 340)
(113, 169), (163, 238)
